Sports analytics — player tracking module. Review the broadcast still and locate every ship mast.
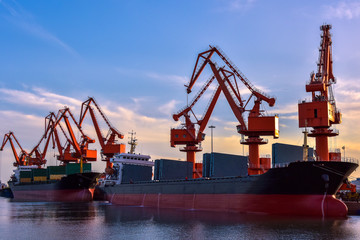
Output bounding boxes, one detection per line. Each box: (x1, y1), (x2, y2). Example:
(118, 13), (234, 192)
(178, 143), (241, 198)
(302, 128), (309, 161)
(128, 130), (137, 154)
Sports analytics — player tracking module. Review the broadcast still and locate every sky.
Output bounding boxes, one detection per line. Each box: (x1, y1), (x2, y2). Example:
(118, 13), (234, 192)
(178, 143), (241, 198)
(1, 0), (360, 182)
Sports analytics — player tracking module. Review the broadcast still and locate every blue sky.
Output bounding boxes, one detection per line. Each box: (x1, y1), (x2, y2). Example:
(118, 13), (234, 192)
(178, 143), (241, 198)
(1, 0), (360, 181)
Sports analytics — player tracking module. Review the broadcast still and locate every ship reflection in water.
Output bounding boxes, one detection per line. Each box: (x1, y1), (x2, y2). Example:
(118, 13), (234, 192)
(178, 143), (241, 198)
(1, 197), (360, 239)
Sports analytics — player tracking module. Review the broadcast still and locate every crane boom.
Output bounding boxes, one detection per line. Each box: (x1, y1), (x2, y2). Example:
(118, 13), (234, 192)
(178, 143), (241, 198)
(171, 46), (278, 176)
(173, 75), (216, 121)
(47, 107), (97, 163)
(79, 97), (125, 168)
(0, 132), (29, 166)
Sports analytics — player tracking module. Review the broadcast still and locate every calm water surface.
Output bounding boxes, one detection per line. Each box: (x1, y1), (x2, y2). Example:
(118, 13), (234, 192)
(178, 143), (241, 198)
(1, 197), (360, 240)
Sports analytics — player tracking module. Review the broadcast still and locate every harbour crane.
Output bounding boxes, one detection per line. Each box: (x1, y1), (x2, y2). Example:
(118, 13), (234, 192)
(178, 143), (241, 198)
(47, 107), (98, 163)
(171, 46), (279, 175)
(298, 24), (341, 161)
(26, 112), (57, 166)
(0, 132), (29, 167)
(79, 97), (125, 168)
(171, 73), (222, 178)
(45, 111), (79, 163)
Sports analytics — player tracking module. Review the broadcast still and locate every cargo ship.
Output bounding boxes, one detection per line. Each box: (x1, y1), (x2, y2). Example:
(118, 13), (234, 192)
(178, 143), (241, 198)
(9, 163), (100, 202)
(99, 24), (359, 218)
(99, 154), (358, 218)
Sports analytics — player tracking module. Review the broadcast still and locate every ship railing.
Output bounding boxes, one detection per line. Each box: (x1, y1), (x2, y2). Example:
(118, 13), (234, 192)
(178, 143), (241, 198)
(248, 163), (272, 169)
(342, 157), (359, 165)
(240, 138), (268, 144)
(273, 162), (290, 168)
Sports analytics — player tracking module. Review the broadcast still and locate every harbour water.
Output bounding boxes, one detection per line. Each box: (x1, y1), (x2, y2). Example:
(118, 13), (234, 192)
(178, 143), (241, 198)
(1, 197), (360, 240)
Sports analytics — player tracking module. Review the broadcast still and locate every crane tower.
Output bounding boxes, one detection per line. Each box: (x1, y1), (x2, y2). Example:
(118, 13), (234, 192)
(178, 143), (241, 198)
(298, 25), (341, 161)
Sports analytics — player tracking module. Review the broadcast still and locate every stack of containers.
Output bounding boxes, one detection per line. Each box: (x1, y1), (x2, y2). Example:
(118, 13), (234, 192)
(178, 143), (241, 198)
(32, 168), (47, 182)
(19, 171), (32, 183)
(154, 159), (193, 180)
(121, 164), (152, 183)
(47, 166), (66, 180)
(65, 163), (92, 175)
(202, 152), (248, 178)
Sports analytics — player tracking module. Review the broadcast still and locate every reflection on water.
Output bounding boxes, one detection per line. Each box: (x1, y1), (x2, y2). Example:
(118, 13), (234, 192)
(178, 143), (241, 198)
(103, 205), (359, 239)
(1, 197), (360, 240)
(9, 202), (97, 221)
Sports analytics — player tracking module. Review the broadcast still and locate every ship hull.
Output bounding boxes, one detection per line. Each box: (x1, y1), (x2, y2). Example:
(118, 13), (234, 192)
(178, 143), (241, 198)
(0, 187), (13, 198)
(107, 193), (345, 217)
(9, 172), (100, 202)
(102, 161), (358, 217)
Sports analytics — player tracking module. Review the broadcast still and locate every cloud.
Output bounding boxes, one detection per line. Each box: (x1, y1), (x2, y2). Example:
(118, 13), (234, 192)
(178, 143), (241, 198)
(115, 67), (189, 88)
(216, 0), (256, 12)
(0, 0), (78, 56)
(158, 100), (180, 116)
(279, 115), (298, 120)
(0, 87), (81, 111)
(145, 72), (188, 86)
(324, 1), (360, 19)
(269, 103), (298, 115)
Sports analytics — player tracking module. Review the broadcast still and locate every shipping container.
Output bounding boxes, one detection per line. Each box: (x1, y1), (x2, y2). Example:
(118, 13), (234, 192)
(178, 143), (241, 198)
(154, 160), (160, 180)
(202, 157), (210, 178)
(19, 171), (32, 178)
(154, 159), (193, 180)
(33, 176), (47, 182)
(32, 168), (47, 177)
(20, 178), (31, 183)
(65, 163), (92, 175)
(47, 166), (66, 176)
(121, 164), (152, 183)
(202, 152), (248, 178)
(49, 175), (64, 180)
(272, 143), (314, 165)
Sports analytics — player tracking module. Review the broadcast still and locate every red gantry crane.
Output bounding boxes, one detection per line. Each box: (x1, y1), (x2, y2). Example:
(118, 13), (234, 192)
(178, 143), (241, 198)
(171, 46), (279, 175)
(298, 25), (341, 161)
(26, 112), (57, 166)
(79, 97), (125, 168)
(0, 132), (29, 167)
(48, 107), (98, 163)
(171, 73), (222, 178)
(45, 111), (79, 163)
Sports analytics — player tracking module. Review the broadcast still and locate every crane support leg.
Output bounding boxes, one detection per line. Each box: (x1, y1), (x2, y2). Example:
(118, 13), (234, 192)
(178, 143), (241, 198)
(248, 144), (260, 175)
(316, 135), (329, 161)
(308, 127), (338, 161)
(187, 151), (196, 178)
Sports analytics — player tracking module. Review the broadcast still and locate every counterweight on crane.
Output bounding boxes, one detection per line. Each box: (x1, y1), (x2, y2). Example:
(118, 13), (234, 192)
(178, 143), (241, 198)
(298, 25), (341, 161)
(171, 46), (279, 176)
(79, 97), (125, 168)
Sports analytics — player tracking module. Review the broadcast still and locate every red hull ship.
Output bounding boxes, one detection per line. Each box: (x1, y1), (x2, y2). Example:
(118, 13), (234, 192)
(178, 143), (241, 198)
(101, 161), (358, 218)
(9, 172), (100, 202)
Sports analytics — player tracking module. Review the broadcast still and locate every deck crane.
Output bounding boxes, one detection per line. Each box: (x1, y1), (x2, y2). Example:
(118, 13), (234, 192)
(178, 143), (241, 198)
(0, 132), (29, 167)
(47, 107), (97, 163)
(79, 97), (125, 168)
(171, 46), (279, 175)
(298, 25), (341, 161)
